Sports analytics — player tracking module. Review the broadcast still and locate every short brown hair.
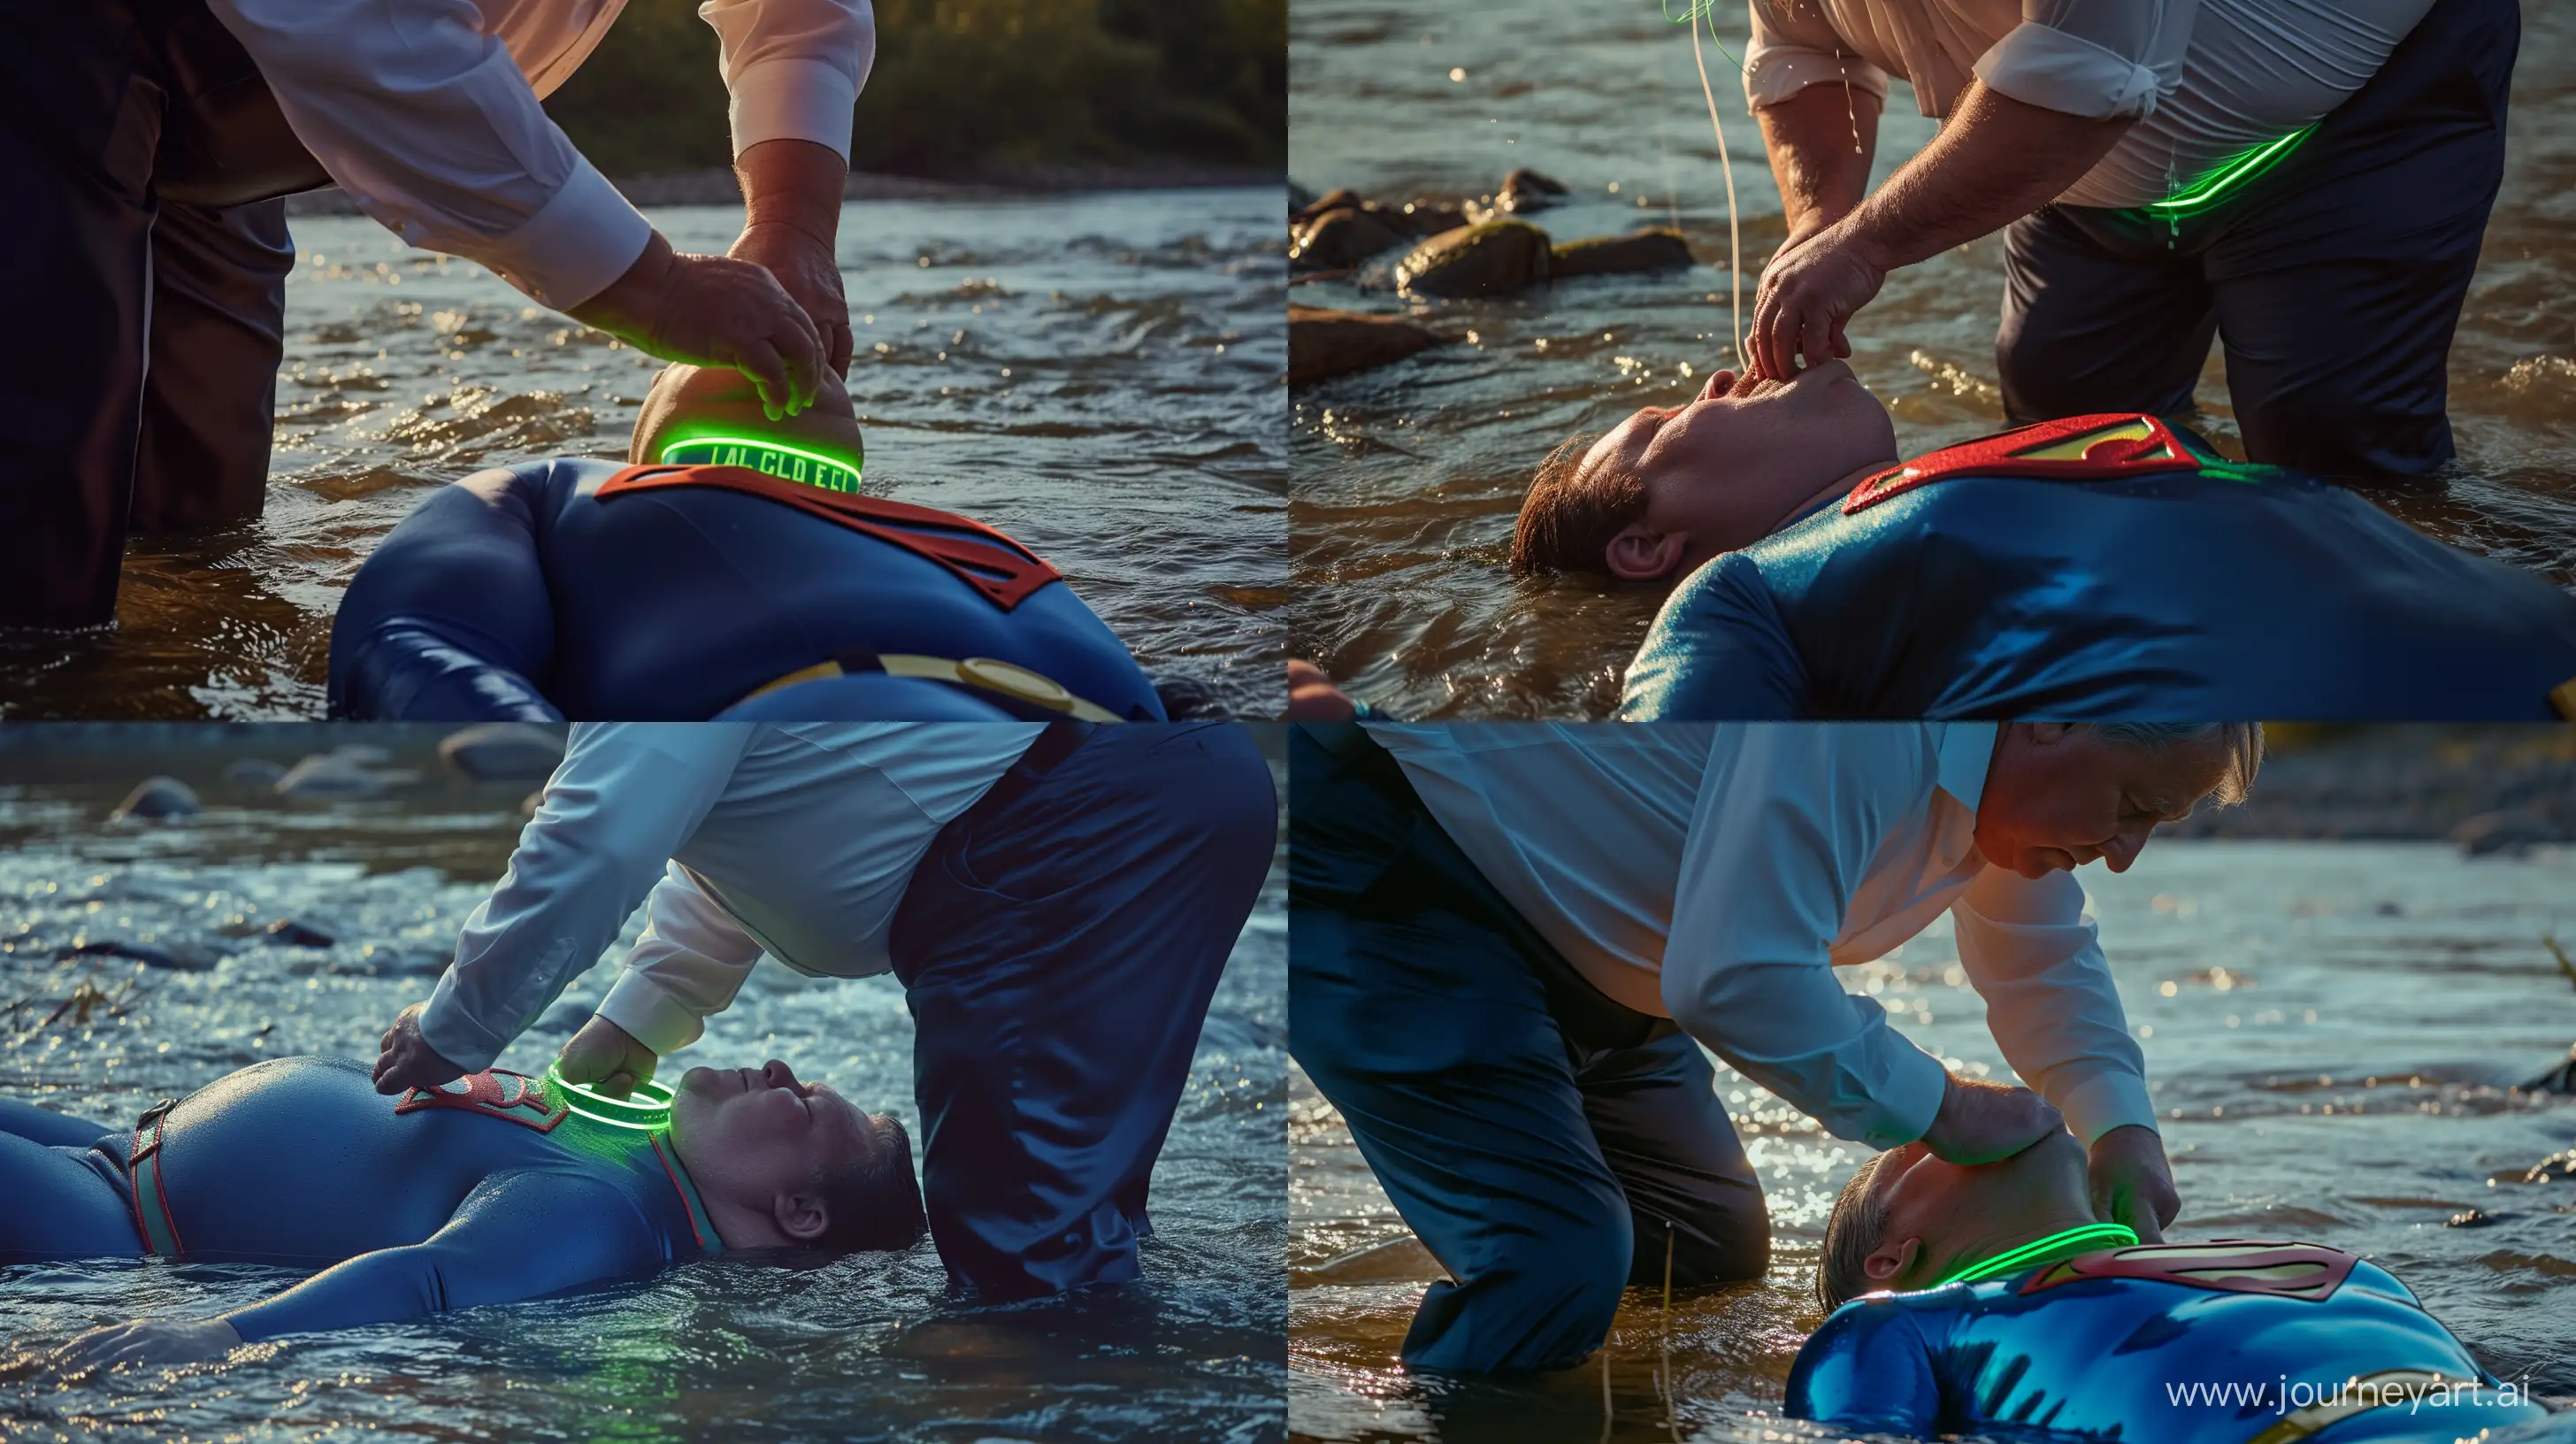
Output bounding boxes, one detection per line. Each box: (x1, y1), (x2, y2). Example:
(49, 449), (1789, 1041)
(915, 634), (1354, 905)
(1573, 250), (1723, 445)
(1817, 1151), (1895, 1312)
(816, 1111), (925, 1253)
(1510, 432), (1647, 576)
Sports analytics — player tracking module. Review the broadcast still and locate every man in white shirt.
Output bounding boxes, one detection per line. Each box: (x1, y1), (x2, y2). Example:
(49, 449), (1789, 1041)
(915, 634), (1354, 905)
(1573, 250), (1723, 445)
(2, 0), (870, 629)
(369, 720), (1279, 1300)
(1288, 720), (2255, 1373)
(1742, 0), (2515, 480)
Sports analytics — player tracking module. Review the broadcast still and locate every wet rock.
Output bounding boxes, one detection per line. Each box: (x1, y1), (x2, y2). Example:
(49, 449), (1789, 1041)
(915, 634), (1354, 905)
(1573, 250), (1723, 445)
(1497, 167), (1569, 213)
(110, 777), (201, 824)
(275, 752), (410, 798)
(2526, 1048), (2576, 1095)
(1551, 227), (1696, 280)
(1396, 219), (1552, 298)
(222, 758), (288, 788)
(2522, 1149), (2576, 1184)
(1289, 180), (1316, 215)
(1289, 305), (1448, 387)
(2447, 1209), (2507, 1227)
(61, 939), (219, 972)
(263, 918), (336, 949)
(1368, 198), (1467, 238)
(2452, 809), (2554, 857)
(1292, 206), (1405, 272)
(1293, 188), (1362, 227)
(438, 722), (566, 782)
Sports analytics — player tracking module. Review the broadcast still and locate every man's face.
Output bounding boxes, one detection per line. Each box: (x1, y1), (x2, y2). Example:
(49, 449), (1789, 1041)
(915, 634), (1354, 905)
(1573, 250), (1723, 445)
(1855, 1130), (2091, 1291)
(1580, 359), (1898, 577)
(1974, 726), (2234, 879)
(669, 1059), (878, 1229)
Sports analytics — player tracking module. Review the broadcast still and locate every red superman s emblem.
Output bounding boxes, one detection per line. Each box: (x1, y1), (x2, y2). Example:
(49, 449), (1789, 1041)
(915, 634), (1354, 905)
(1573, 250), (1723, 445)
(394, 1069), (571, 1133)
(1844, 413), (2204, 515)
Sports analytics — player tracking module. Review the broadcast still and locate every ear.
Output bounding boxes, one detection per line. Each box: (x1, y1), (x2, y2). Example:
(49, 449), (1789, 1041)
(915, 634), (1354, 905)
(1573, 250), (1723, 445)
(2021, 722), (2074, 748)
(1863, 1234), (1921, 1287)
(1605, 524), (1688, 582)
(772, 1188), (830, 1244)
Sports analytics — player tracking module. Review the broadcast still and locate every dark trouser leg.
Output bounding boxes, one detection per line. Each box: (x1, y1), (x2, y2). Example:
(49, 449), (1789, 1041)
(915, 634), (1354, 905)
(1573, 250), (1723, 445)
(1577, 1029), (1769, 1288)
(2202, 0), (2517, 479)
(130, 197), (290, 532)
(0, 4), (159, 628)
(889, 722), (1277, 1302)
(1289, 726), (1766, 1373)
(1995, 205), (2214, 426)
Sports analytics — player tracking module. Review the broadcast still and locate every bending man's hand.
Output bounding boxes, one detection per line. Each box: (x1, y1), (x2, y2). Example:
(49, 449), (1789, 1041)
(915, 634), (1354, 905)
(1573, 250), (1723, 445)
(1748, 219), (1886, 380)
(567, 232), (824, 422)
(372, 1002), (466, 1096)
(47, 1317), (240, 1379)
(2088, 1124), (2181, 1243)
(1919, 1072), (2063, 1165)
(556, 1015), (658, 1099)
(733, 222), (851, 379)
(1286, 660), (1357, 721)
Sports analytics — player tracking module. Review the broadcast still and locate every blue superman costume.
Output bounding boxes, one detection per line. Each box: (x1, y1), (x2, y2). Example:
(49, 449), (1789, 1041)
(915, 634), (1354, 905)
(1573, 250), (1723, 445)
(328, 458), (1169, 724)
(1790, 1240), (2551, 1442)
(1621, 415), (2576, 721)
(0, 1058), (718, 1341)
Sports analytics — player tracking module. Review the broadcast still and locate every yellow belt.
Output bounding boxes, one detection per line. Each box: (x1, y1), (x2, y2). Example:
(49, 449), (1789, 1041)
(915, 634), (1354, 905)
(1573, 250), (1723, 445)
(740, 654), (1124, 723)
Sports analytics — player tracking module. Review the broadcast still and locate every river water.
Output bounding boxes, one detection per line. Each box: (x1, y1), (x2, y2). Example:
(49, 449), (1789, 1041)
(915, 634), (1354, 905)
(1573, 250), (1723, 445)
(1285, 2), (2576, 719)
(1290, 839), (2576, 1442)
(0, 727), (1288, 1443)
(0, 188), (1288, 722)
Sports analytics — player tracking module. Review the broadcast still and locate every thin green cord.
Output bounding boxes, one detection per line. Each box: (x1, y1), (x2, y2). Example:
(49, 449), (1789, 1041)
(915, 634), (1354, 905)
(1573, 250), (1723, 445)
(1936, 1221), (2139, 1287)
(2143, 127), (2315, 217)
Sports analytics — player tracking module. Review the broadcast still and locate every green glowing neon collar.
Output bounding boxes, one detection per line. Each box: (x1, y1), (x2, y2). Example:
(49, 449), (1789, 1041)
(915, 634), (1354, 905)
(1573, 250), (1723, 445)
(660, 434), (863, 495)
(2143, 127), (2314, 218)
(545, 1063), (676, 1131)
(1936, 1222), (2138, 1288)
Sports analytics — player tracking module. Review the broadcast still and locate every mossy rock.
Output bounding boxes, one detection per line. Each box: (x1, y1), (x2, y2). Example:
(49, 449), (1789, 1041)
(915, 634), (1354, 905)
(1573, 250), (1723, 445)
(1395, 219), (1553, 298)
(1549, 228), (1695, 279)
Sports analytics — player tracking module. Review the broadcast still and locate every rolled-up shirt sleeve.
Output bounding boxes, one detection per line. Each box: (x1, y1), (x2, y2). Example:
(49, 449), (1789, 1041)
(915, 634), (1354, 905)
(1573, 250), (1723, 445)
(1973, 0), (2194, 120)
(1951, 866), (2157, 1144)
(701, 0), (876, 160)
(594, 864), (767, 1056)
(419, 725), (755, 1071)
(1663, 725), (1952, 1148)
(1744, 0), (1891, 111)
(208, 0), (654, 310)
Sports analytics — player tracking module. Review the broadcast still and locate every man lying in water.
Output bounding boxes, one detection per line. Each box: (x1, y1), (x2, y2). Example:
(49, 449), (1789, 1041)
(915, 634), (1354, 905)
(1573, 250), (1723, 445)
(1514, 364), (2576, 721)
(1793, 1127), (2551, 1441)
(0, 1054), (919, 1374)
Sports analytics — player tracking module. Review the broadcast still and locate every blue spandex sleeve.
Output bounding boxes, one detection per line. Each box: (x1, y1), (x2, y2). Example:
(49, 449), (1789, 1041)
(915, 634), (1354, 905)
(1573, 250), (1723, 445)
(218, 1170), (663, 1343)
(1784, 1298), (1944, 1437)
(1619, 554), (1810, 719)
(0, 1096), (112, 1148)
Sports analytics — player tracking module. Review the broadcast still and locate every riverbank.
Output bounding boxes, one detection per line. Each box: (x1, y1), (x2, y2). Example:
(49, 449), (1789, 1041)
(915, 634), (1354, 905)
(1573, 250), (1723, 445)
(2166, 726), (2576, 847)
(283, 163), (1282, 217)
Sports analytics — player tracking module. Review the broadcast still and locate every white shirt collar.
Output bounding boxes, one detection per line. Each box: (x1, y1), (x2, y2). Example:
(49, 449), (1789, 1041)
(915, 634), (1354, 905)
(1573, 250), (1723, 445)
(1928, 722), (1998, 813)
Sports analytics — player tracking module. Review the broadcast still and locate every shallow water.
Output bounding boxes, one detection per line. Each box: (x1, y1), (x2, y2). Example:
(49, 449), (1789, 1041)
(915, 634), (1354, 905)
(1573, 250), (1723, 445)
(1286, 2), (2576, 718)
(0, 188), (1288, 721)
(0, 729), (1288, 1442)
(1289, 841), (2576, 1442)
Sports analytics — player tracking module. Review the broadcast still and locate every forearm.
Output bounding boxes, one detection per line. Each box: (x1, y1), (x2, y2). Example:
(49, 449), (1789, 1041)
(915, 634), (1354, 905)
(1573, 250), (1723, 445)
(1843, 81), (2129, 272)
(739, 139), (848, 246)
(1756, 85), (1882, 239)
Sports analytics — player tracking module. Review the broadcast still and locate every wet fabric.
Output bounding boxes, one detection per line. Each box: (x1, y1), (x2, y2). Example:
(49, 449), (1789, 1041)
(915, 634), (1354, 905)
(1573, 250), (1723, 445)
(0, 1058), (710, 1341)
(0, 0), (295, 628)
(1995, 0), (2517, 478)
(889, 722), (1278, 1302)
(1621, 427), (2576, 720)
(1287, 725), (1769, 1373)
(329, 457), (1165, 722)
(1790, 1243), (2549, 1440)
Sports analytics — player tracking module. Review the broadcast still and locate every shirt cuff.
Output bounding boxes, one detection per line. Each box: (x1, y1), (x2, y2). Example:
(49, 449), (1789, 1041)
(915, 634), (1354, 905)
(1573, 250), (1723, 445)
(1744, 45), (1892, 112)
(1861, 1037), (1953, 1149)
(1973, 20), (2162, 121)
(2055, 1069), (2160, 1145)
(730, 56), (860, 161)
(595, 968), (710, 1057)
(418, 971), (509, 1076)
(477, 158), (655, 311)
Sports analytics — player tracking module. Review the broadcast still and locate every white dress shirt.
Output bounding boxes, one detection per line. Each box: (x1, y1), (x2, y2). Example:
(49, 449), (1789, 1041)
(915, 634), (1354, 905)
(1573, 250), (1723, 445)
(1743, 0), (2438, 210)
(208, 0), (877, 309)
(1368, 722), (2156, 1149)
(418, 721), (1038, 1071)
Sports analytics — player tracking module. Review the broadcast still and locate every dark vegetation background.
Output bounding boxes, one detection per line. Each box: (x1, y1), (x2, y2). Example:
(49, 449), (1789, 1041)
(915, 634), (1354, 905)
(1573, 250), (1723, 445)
(544, 0), (1286, 179)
